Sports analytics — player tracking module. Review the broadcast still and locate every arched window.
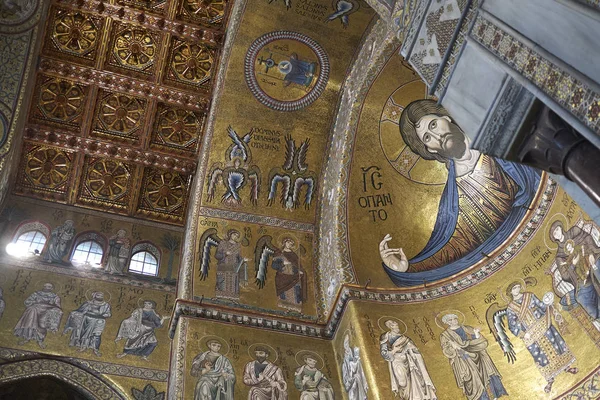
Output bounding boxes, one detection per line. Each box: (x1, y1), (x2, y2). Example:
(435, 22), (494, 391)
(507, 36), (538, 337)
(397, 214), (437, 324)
(15, 230), (47, 253)
(7, 221), (51, 257)
(71, 240), (104, 266)
(129, 251), (159, 276)
(129, 242), (161, 277)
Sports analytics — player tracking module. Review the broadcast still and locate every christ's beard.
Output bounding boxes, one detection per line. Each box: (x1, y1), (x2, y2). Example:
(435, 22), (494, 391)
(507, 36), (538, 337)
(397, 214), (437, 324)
(438, 123), (468, 160)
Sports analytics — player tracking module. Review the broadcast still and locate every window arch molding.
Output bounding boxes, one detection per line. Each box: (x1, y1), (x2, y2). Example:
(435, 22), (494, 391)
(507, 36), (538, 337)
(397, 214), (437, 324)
(10, 220), (52, 254)
(11, 220), (51, 243)
(129, 241), (161, 276)
(69, 231), (108, 266)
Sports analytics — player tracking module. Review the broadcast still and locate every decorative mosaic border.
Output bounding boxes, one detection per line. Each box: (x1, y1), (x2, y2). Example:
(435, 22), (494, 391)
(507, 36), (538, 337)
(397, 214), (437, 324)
(435, 0), (479, 97)
(0, 346), (168, 382)
(316, 26), (400, 317)
(169, 301), (325, 339)
(0, 358), (126, 399)
(399, 0), (430, 57)
(0, 258), (177, 293)
(198, 207), (315, 232)
(244, 30), (330, 112)
(554, 365), (600, 399)
(471, 14), (600, 136)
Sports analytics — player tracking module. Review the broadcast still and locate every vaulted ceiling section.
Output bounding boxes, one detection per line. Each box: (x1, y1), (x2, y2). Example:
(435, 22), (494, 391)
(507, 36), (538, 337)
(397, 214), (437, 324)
(13, 0), (228, 225)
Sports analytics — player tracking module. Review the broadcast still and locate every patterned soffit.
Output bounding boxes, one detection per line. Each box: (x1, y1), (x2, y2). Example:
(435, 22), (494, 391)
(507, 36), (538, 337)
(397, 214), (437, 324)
(13, 0), (229, 225)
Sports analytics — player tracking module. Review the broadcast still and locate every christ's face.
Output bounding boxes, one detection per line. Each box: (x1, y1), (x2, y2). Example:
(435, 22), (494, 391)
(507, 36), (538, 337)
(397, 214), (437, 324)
(415, 114), (468, 160)
(209, 342), (222, 353)
(553, 226), (564, 242)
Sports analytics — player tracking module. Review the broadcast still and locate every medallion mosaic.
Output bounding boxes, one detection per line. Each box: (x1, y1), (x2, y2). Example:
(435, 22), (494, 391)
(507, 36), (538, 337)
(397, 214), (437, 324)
(244, 30), (330, 111)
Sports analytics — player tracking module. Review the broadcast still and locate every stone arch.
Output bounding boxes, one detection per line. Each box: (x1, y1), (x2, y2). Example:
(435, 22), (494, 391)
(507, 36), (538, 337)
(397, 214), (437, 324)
(0, 358), (126, 400)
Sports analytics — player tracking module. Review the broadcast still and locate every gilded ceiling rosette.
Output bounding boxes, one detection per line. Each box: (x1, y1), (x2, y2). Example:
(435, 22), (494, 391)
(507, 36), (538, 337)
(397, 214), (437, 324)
(150, 104), (205, 154)
(181, 0), (226, 28)
(35, 76), (86, 127)
(93, 91), (146, 142)
(137, 168), (190, 223)
(51, 10), (98, 57)
(109, 24), (158, 75)
(77, 156), (134, 212)
(24, 146), (71, 189)
(14, 144), (74, 202)
(168, 38), (214, 87)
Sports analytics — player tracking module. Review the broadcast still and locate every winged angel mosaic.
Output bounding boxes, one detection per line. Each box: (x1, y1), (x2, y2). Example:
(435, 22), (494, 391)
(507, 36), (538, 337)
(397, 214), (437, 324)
(254, 235), (307, 312)
(207, 126), (261, 207)
(267, 135), (316, 210)
(486, 277), (578, 394)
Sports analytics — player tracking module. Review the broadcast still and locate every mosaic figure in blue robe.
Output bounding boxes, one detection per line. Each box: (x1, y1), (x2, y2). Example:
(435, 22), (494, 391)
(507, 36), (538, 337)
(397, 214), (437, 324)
(115, 300), (169, 360)
(550, 220), (600, 325)
(380, 100), (540, 287)
(440, 313), (507, 400)
(505, 282), (578, 393)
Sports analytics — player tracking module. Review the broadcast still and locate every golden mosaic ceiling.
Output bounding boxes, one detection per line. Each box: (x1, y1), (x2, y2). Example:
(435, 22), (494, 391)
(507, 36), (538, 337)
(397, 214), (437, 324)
(13, 0), (228, 225)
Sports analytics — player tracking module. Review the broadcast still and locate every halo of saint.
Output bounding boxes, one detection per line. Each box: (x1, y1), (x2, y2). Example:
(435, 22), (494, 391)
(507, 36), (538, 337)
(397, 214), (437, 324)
(295, 350), (324, 370)
(198, 335), (230, 355)
(377, 316), (407, 334)
(434, 309), (465, 329)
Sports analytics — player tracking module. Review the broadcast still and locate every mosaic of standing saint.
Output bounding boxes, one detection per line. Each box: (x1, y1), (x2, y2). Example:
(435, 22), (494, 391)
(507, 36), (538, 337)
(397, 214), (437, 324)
(341, 333), (368, 400)
(379, 99), (540, 286)
(243, 344), (287, 399)
(549, 218), (600, 327)
(294, 350), (335, 399)
(437, 311), (507, 400)
(379, 318), (436, 399)
(115, 299), (169, 360)
(191, 337), (235, 400)
(63, 291), (112, 356)
(486, 278), (578, 393)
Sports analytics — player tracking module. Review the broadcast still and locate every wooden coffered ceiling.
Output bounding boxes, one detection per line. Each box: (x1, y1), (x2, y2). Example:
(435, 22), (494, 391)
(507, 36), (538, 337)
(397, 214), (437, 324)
(13, 0), (229, 225)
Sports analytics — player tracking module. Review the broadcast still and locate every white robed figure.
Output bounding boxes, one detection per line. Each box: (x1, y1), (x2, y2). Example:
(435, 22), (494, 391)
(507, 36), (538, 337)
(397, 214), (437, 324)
(294, 352), (335, 400)
(243, 346), (287, 400)
(341, 334), (368, 400)
(14, 283), (63, 348)
(63, 291), (111, 356)
(191, 339), (236, 400)
(380, 320), (437, 399)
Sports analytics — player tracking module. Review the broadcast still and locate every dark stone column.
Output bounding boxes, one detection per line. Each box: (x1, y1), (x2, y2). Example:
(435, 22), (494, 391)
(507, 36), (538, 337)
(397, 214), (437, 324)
(516, 106), (600, 207)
